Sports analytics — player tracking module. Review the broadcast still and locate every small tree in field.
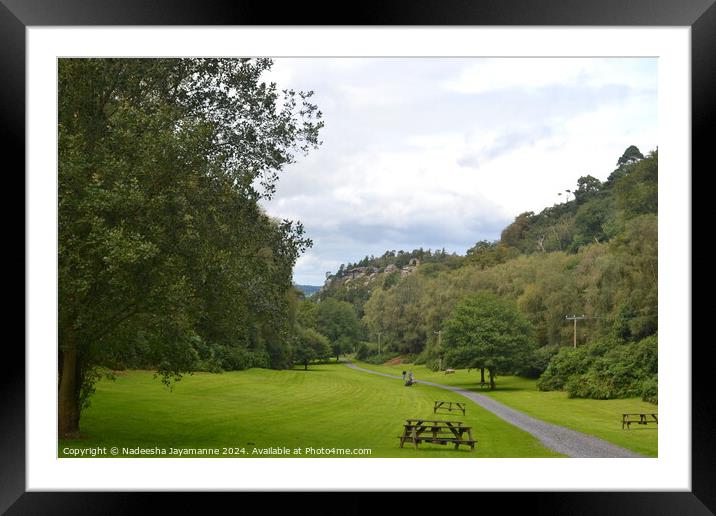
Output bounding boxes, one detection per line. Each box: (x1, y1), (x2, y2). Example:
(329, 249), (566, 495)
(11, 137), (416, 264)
(293, 327), (331, 370)
(443, 292), (536, 389)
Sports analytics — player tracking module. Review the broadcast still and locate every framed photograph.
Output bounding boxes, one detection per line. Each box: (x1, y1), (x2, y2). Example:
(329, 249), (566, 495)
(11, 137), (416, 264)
(6, 0), (710, 512)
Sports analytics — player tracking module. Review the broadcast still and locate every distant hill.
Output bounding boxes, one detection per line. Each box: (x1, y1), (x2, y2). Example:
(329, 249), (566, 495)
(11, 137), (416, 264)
(295, 284), (321, 297)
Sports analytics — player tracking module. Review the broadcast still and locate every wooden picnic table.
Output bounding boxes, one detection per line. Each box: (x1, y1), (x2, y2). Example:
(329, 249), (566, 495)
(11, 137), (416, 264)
(433, 400), (466, 415)
(399, 418), (476, 450)
(622, 413), (658, 429)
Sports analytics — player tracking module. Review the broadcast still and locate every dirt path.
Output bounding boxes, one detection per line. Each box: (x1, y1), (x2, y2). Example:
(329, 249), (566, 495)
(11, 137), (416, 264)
(345, 362), (644, 458)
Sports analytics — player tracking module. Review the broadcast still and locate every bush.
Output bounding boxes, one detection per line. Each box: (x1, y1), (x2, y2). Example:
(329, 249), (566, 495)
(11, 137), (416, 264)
(537, 346), (591, 391)
(195, 358), (224, 373)
(519, 344), (560, 378)
(640, 375), (658, 404)
(424, 358), (441, 371)
(538, 335), (657, 402)
(223, 346), (271, 370)
(412, 351), (427, 365)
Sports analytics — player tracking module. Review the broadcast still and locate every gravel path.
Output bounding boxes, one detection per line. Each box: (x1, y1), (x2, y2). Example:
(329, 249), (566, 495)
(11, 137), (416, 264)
(345, 362), (644, 458)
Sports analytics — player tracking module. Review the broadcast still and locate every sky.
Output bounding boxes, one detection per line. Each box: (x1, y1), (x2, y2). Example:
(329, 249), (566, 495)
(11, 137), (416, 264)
(258, 58), (657, 286)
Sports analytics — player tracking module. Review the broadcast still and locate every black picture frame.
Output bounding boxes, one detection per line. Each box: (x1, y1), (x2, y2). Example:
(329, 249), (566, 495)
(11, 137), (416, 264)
(5, 0), (709, 513)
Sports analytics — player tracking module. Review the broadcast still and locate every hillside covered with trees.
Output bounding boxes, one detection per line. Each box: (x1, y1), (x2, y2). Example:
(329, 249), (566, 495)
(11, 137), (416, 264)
(59, 58), (656, 440)
(305, 146), (658, 402)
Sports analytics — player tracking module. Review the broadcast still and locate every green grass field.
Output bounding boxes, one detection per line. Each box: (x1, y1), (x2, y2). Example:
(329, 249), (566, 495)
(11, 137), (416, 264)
(59, 363), (562, 458)
(353, 361), (658, 457)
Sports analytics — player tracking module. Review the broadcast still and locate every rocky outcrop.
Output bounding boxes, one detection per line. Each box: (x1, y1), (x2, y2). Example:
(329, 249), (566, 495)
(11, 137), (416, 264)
(323, 260), (419, 290)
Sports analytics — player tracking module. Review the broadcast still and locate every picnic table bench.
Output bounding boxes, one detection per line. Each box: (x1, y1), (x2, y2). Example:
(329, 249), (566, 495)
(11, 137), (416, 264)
(622, 413), (658, 429)
(433, 400), (466, 416)
(399, 418), (476, 450)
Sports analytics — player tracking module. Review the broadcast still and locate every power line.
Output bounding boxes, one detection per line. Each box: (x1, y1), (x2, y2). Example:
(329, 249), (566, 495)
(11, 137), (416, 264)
(586, 314), (658, 321)
(521, 306), (658, 321)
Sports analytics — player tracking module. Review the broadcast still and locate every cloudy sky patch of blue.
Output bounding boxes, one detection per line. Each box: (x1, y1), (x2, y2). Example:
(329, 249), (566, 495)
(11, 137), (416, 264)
(259, 58), (657, 285)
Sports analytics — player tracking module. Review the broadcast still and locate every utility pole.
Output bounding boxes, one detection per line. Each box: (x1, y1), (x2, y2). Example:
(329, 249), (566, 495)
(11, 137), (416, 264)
(434, 330), (442, 371)
(565, 315), (585, 348)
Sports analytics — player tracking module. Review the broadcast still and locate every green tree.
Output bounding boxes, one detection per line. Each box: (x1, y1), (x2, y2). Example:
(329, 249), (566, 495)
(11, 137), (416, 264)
(334, 335), (355, 359)
(573, 175), (602, 203)
(500, 211), (534, 250)
(315, 298), (360, 360)
(58, 58), (323, 437)
(616, 145), (644, 167)
(296, 299), (319, 329)
(465, 240), (518, 269)
(572, 196), (612, 247)
(293, 326), (331, 370)
(363, 273), (435, 356)
(613, 150), (658, 219)
(608, 214), (658, 340)
(442, 292), (536, 389)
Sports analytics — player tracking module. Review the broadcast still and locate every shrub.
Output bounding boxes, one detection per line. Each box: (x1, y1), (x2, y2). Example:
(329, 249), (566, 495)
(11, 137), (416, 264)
(424, 358), (441, 371)
(195, 358), (224, 374)
(520, 344), (560, 378)
(538, 335), (657, 402)
(412, 351), (427, 365)
(538, 346), (592, 391)
(640, 375), (658, 404)
(223, 346), (270, 370)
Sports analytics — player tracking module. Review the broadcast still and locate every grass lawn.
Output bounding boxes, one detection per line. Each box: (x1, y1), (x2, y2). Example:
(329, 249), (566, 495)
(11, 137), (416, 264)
(59, 363), (562, 458)
(354, 361), (658, 457)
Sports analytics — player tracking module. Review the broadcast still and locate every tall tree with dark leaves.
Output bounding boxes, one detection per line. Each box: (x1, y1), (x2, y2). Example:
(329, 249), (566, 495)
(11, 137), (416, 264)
(58, 58), (323, 437)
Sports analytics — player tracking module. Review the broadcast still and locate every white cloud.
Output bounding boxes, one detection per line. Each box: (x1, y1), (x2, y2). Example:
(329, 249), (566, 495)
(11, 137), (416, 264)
(443, 57), (656, 95)
(257, 57), (657, 285)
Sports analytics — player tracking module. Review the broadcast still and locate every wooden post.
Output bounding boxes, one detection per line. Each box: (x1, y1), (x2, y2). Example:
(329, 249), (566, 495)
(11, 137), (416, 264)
(565, 314), (586, 348)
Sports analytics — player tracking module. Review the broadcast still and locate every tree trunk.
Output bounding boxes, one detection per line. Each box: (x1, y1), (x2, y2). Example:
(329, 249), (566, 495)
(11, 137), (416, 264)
(58, 327), (81, 439)
(488, 368), (496, 390)
(304, 363), (308, 370)
(480, 368), (485, 384)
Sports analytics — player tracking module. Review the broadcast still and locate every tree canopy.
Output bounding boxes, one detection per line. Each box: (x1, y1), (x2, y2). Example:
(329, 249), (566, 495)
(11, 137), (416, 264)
(616, 145), (645, 167)
(442, 292), (536, 388)
(293, 326), (331, 370)
(314, 298), (361, 360)
(58, 58), (323, 437)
